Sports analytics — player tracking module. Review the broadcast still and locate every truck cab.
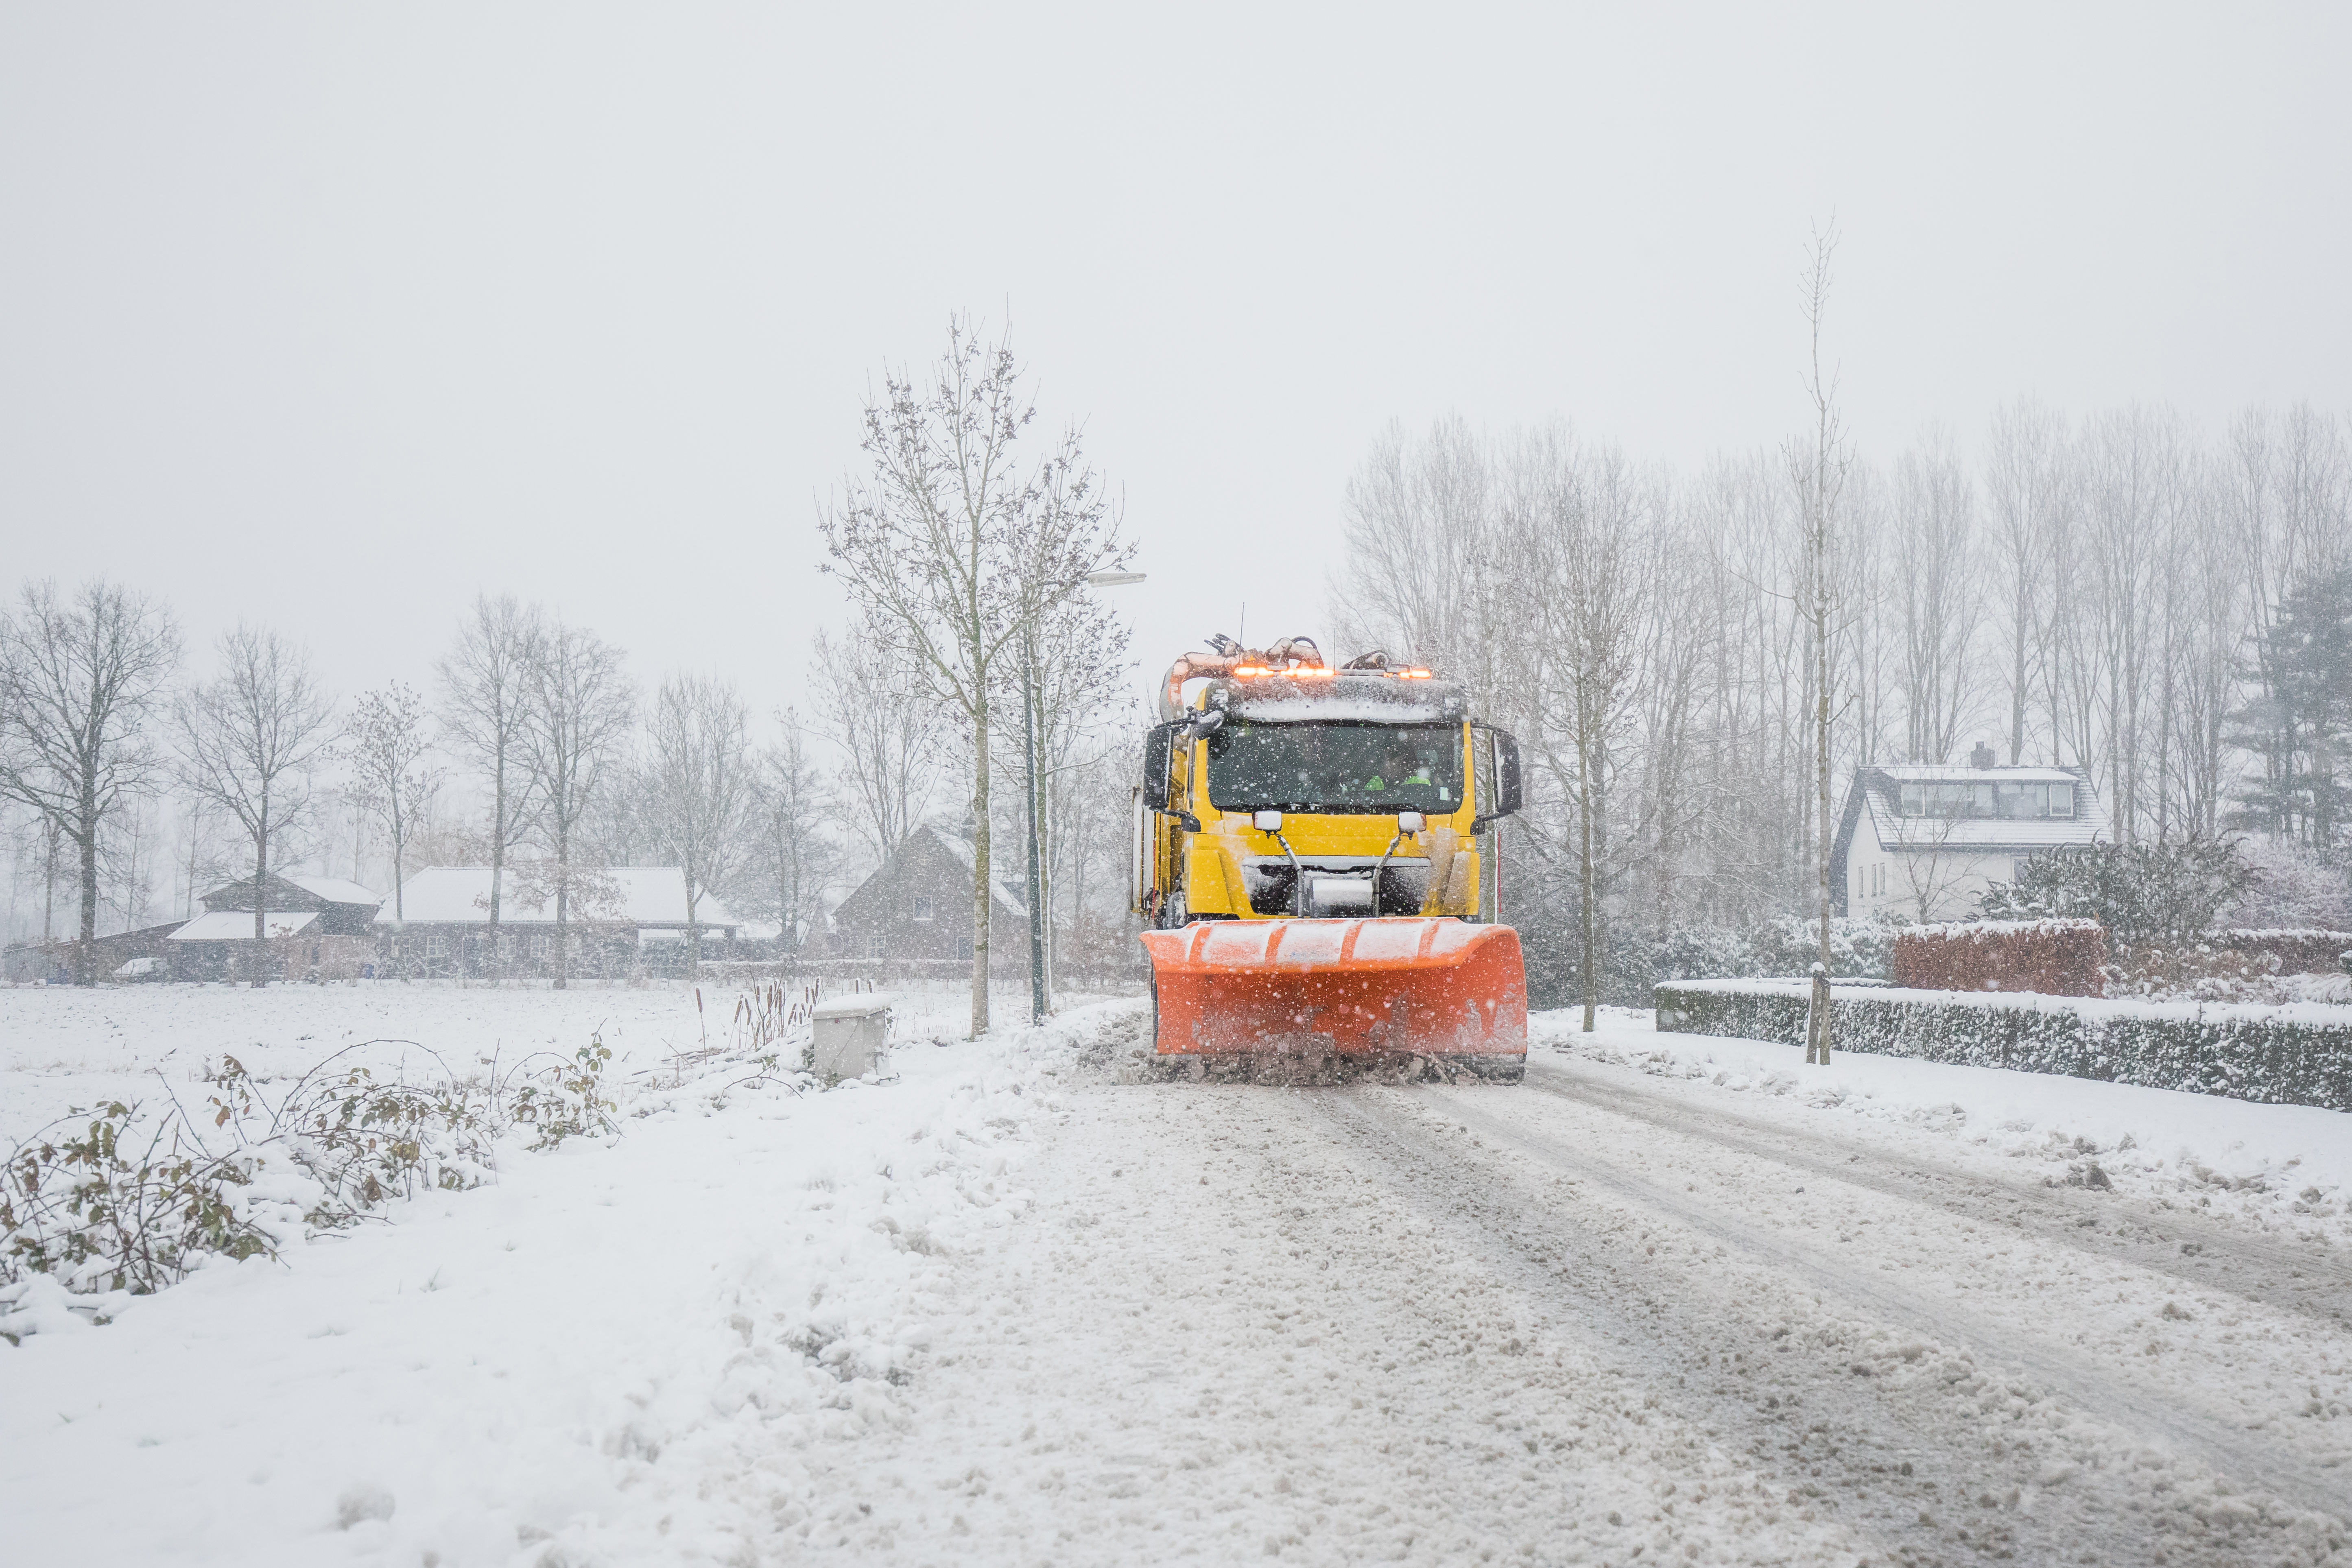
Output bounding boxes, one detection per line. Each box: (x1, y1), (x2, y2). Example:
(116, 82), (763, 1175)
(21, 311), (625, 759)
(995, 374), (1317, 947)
(1133, 646), (1522, 928)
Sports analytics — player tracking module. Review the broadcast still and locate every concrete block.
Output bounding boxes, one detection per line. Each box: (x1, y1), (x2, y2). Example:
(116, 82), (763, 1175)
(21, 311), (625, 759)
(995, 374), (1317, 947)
(812, 995), (892, 1082)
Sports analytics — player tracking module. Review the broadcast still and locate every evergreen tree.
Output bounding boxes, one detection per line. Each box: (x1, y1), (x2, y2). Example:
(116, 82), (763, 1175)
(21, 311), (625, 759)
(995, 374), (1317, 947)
(2227, 568), (2352, 848)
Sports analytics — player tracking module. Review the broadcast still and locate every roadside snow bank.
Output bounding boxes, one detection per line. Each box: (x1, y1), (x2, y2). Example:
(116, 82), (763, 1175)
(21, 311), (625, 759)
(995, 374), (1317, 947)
(0, 1005), (1083, 1568)
(1539, 1006), (2352, 1243)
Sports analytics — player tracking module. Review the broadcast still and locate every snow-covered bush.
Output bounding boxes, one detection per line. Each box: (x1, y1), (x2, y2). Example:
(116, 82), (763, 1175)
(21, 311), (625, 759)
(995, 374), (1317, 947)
(1527, 913), (1900, 1009)
(1653, 980), (2352, 1112)
(1, 1033), (623, 1323)
(1977, 839), (2254, 942)
(1745, 915), (1900, 980)
(2221, 838), (2352, 931)
(0, 1099), (290, 1304)
(1651, 924), (1757, 983)
(508, 1035), (619, 1150)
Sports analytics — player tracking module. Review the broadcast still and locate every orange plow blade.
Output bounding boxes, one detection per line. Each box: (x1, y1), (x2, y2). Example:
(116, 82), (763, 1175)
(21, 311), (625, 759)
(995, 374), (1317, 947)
(1139, 917), (1527, 1079)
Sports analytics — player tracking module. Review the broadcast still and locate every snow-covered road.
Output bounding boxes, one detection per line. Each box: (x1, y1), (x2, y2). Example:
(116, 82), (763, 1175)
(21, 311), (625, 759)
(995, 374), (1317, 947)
(812, 1019), (2350, 1566)
(5, 989), (2349, 1565)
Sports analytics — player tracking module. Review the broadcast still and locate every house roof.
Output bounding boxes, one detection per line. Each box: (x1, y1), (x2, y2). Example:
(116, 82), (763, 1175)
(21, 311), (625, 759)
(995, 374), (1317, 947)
(197, 872), (381, 911)
(375, 866), (738, 929)
(286, 875), (382, 907)
(170, 910), (320, 941)
(929, 828), (1030, 918)
(1856, 766), (2110, 852)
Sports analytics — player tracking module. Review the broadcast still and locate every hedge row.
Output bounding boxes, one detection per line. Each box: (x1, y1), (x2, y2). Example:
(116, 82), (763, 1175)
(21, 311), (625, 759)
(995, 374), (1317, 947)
(2213, 930), (2352, 975)
(1651, 981), (2352, 1113)
(1891, 919), (2106, 998)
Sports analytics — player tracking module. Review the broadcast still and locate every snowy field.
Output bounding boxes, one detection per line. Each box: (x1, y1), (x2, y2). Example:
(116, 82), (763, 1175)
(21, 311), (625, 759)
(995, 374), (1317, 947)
(2, 984), (2349, 1565)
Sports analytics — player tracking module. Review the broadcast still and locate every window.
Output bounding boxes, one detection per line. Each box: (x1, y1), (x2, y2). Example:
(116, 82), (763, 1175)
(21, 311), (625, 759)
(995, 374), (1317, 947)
(532, 933), (553, 958)
(1898, 779), (2078, 820)
(426, 934), (449, 959)
(867, 934), (886, 959)
(913, 895), (935, 923)
(958, 935), (974, 961)
(1205, 721), (1463, 814)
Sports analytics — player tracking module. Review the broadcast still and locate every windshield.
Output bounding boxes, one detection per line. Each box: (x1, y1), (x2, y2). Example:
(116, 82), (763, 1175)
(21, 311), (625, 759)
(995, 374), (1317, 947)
(1203, 720), (1463, 815)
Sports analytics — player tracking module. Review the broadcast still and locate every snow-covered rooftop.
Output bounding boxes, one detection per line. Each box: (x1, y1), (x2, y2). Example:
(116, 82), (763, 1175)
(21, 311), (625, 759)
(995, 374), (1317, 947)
(375, 867), (738, 929)
(168, 910), (320, 941)
(1856, 766), (2110, 852)
(930, 830), (1029, 917)
(285, 875), (382, 907)
(1869, 765), (2083, 783)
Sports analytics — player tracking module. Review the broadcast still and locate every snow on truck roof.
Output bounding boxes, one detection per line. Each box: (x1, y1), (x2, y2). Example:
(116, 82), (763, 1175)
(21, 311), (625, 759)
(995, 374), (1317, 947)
(1218, 673), (1468, 725)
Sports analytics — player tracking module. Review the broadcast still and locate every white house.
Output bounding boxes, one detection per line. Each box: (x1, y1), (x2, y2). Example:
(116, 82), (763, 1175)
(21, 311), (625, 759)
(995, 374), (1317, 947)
(1832, 747), (2110, 922)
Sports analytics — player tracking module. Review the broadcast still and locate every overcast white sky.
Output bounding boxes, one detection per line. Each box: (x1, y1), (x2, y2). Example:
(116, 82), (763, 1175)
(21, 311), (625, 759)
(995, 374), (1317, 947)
(4, 4), (2348, 732)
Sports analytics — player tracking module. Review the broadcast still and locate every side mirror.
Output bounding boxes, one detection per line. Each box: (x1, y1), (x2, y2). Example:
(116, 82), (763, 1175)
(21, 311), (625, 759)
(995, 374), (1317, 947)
(1397, 810), (1426, 834)
(1252, 809), (1284, 832)
(1141, 723), (1179, 810)
(1186, 708), (1226, 738)
(1471, 725), (1524, 827)
(1495, 730), (1523, 817)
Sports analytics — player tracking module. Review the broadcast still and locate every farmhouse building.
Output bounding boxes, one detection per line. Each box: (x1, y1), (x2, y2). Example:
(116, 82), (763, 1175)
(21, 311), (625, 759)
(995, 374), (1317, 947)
(3, 920), (185, 984)
(375, 865), (739, 978)
(1832, 748), (2109, 922)
(827, 826), (1030, 971)
(166, 873), (384, 981)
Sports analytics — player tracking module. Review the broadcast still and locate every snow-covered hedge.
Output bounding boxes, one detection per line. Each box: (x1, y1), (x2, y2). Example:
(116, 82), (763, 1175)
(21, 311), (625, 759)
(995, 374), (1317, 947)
(1891, 918), (2105, 997)
(1651, 979), (2352, 1113)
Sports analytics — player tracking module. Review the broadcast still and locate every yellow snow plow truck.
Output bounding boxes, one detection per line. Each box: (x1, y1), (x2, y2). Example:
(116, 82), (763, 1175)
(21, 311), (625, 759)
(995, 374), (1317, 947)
(1133, 634), (1529, 1081)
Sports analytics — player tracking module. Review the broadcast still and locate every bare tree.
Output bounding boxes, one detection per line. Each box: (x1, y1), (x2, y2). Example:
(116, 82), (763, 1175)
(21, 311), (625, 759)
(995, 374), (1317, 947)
(643, 673), (755, 973)
(753, 708), (838, 955)
(810, 619), (947, 866)
(343, 682), (444, 925)
(517, 620), (634, 988)
(174, 626), (336, 987)
(1529, 436), (1650, 1032)
(1891, 434), (1982, 763)
(1985, 402), (2069, 763)
(1015, 583), (1138, 1002)
(437, 594), (541, 979)
(1331, 416), (1495, 677)
(2081, 406), (2183, 842)
(819, 318), (1129, 1036)
(1784, 223), (1851, 1066)
(0, 581), (181, 985)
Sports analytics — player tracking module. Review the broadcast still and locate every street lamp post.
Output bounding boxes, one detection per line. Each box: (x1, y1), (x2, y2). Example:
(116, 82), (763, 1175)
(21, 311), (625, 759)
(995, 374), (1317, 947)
(1023, 570), (1147, 1026)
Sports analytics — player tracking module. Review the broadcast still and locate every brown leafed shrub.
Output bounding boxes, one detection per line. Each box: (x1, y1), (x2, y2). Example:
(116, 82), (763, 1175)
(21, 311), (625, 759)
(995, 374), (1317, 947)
(2211, 930), (2352, 976)
(1891, 919), (2107, 998)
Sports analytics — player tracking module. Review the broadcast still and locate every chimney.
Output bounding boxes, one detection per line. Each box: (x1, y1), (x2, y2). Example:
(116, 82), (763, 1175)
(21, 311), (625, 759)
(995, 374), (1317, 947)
(1970, 741), (1996, 770)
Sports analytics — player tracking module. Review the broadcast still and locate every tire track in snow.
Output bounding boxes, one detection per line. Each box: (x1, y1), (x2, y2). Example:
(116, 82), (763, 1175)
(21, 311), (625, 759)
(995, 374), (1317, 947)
(802, 1076), (1874, 1565)
(1520, 1056), (2352, 1325)
(1299, 1087), (2285, 1568)
(1376, 1080), (2352, 1533)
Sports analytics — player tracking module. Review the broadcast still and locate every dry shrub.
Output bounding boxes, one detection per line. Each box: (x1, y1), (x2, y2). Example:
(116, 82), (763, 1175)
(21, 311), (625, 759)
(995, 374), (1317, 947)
(1891, 919), (2107, 997)
(2211, 930), (2352, 976)
(2, 1033), (619, 1328)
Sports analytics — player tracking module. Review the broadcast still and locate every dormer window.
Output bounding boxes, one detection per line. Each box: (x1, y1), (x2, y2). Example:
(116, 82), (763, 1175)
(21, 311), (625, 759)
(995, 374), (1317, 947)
(913, 895), (935, 923)
(1897, 779), (2074, 819)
